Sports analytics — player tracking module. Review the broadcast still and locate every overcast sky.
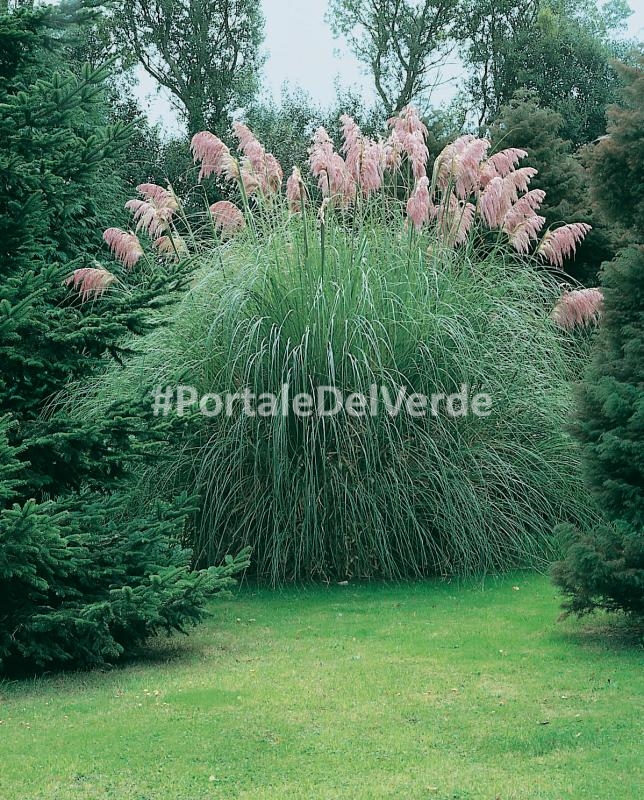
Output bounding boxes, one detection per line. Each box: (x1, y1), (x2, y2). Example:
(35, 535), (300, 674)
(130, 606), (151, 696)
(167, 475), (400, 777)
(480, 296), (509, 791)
(134, 0), (644, 134)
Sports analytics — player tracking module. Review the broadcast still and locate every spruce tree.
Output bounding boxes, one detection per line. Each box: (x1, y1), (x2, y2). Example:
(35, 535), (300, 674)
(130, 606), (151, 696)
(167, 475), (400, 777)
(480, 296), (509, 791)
(553, 60), (644, 620)
(0, 3), (248, 673)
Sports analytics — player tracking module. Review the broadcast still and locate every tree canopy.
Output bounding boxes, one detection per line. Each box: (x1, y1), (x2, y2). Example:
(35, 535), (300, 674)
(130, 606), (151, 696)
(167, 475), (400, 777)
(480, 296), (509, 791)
(327, 0), (459, 115)
(111, 0), (265, 134)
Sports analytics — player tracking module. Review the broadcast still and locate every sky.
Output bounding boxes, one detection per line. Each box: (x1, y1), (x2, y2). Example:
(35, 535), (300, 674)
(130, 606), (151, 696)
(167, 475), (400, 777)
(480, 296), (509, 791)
(132, 0), (644, 134)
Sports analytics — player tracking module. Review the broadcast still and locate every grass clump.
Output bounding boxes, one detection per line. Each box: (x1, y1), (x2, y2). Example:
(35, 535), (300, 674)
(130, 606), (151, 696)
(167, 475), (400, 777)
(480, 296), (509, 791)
(71, 109), (599, 583)
(76, 216), (593, 582)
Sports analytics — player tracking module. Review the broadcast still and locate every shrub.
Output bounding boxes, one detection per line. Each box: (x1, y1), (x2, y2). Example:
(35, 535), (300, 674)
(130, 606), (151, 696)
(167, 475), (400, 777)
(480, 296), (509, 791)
(553, 520), (643, 619)
(553, 246), (644, 619)
(589, 58), (644, 242)
(0, 4), (248, 673)
(0, 481), (251, 672)
(552, 62), (644, 621)
(75, 107), (599, 583)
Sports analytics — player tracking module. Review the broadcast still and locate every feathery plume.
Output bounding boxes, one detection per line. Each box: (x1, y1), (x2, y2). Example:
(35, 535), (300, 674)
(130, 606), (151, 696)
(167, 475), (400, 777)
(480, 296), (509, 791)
(552, 287), (603, 330)
(434, 135), (490, 199)
(124, 198), (174, 238)
(233, 121), (283, 193)
(479, 177), (511, 228)
(383, 128), (403, 172)
(501, 189), (546, 230)
(359, 140), (386, 194)
(309, 127), (355, 203)
(153, 235), (188, 260)
(102, 228), (143, 269)
(238, 163), (261, 196)
(190, 131), (232, 181)
(264, 153), (284, 192)
(386, 105), (429, 179)
(340, 114), (384, 195)
(538, 223), (592, 268)
(508, 166), (538, 195)
(340, 114), (362, 176)
(388, 104), (428, 136)
(436, 195), (476, 246)
(479, 169), (539, 229)
(506, 215), (546, 254)
(406, 177), (431, 231)
(286, 166), (305, 213)
(65, 267), (116, 303)
(136, 183), (178, 210)
(309, 126), (335, 181)
(480, 148), (528, 186)
(209, 200), (246, 236)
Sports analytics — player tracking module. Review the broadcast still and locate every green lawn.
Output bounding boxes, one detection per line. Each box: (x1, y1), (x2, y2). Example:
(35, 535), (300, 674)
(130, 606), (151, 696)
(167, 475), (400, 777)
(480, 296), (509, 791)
(1, 573), (642, 800)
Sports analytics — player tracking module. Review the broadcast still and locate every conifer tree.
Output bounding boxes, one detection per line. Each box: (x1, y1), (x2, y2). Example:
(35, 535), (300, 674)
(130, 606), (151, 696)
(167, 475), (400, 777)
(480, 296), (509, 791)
(0, 2), (248, 673)
(553, 60), (644, 620)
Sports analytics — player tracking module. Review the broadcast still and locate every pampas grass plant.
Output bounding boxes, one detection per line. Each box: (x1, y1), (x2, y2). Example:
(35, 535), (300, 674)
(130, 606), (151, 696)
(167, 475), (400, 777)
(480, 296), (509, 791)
(68, 107), (599, 583)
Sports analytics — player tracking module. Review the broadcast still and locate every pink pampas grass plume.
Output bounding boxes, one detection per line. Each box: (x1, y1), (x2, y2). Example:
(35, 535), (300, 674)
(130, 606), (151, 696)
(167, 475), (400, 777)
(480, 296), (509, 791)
(506, 215), (546, 254)
(233, 121), (283, 193)
(309, 126), (338, 194)
(501, 189), (547, 251)
(406, 177), (431, 231)
(309, 127), (335, 174)
(124, 198), (174, 238)
(538, 223), (592, 268)
(209, 200), (245, 236)
(479, 177), (511, 228)
(501, 189), (546, 231)
(436, 195), (476, 246)
(264, 153), (284, 192)
(65, 267), (116, 303)
(340, 114), (384, 195)
(434, 135), (490, 199)
(386, 105), (429, 179)
(401, 130), (429, 179)
(238, 163), (261, 195)
(383, 128), (403, 171)
(333, 154), (357, 204)
(552, 287), (603, 330)
(286, 166), (305, 213)
(449, 201), (476, 246)
(387, 104), (428, 140)
(340, 114), (362, 176)
(153, 235), (188, 260)
(102, 228), (143, 269)
(479, 148), (528, 186)
(136, 183), (178, 210)
(359, 140), (386, 194)
(232, 121), (258, 153)
(508, 166), (538, 195)
(190, 131), (232, 181)
(479, 169), (539, 229)
(309, 127), (355, 203)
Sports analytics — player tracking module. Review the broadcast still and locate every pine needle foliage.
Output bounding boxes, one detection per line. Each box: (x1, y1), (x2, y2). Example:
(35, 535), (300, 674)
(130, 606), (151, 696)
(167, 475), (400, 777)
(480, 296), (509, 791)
(0, 4), (248, 673)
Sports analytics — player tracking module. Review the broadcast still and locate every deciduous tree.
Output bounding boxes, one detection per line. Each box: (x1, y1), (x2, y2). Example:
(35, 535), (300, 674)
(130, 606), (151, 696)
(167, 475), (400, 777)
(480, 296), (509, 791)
(462, 0), (632, 143)
(113, 0), (265, 134)
(327, 0), (458, 115)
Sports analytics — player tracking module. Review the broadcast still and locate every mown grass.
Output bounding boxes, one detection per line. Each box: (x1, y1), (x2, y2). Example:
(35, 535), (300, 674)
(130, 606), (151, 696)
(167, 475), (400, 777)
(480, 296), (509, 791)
(1, 573), (641, 800)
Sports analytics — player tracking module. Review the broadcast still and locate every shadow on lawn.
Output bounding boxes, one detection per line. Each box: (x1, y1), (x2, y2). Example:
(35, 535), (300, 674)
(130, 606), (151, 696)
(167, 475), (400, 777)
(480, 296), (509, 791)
(0, 633), (208, 693)
(554, 612), (643, 652)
